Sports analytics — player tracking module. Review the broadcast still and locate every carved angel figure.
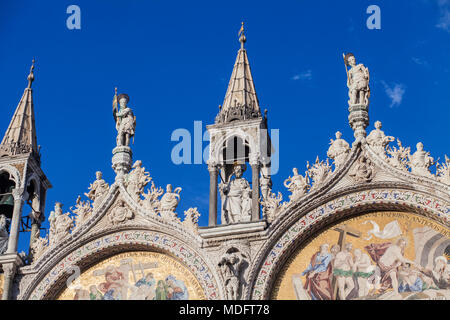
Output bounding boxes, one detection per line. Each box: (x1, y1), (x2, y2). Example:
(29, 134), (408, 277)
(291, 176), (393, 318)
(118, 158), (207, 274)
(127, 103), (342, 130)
(327, 131), (350, 169)
(284, 168), (310, 201)
(48, 203), (74, 246)
(366, 121), (395, 156)
(344, 53), (370, 106)
(108, 200), (133, 225)
(159, 184), (182, 219)
(126, 160), (152, 202)
(409, 142), (434, 177)
(85, 171), (109, 209)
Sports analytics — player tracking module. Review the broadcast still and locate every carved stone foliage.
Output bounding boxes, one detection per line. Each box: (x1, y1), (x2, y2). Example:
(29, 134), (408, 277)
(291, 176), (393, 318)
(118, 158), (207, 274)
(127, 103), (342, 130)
(70, 196), (93, 231)
(349, 154), (375, 183)
(182, 207), (201, 235)
(307, 157), (332, 191)
(283, 168), (310, 202)
(327, 131), (350, 169)
(30, 230), (48, 262)
(437, 155), (450, 185)
(261, 191), (284, 223)
(386, 139), (411, 171)
(107, 199), (133, 225)
(218, 247), (249, 300)
(48, 203), (74, 246)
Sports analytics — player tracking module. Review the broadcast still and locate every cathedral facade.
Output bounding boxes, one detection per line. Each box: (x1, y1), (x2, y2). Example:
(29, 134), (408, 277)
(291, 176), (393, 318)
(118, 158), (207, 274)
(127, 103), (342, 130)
(0, 27), (449, 300)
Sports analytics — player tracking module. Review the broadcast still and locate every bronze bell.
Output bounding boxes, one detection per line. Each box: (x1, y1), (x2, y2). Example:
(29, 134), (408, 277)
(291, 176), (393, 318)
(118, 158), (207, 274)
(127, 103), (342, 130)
(0, 186), (14, 219)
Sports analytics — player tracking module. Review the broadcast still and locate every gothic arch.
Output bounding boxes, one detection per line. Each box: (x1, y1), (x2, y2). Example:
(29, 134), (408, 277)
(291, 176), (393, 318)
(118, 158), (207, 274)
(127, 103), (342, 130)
(0, 164), (21, 188)
(247, 186), (449, 299)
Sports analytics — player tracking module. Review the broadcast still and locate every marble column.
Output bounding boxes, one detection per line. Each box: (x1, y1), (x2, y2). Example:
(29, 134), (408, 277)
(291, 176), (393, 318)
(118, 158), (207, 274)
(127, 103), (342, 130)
(251, 162), (260, 221)
(1, 263), (16, 300)
(208, 163), (218, 226)
(6, 188), (25, 254)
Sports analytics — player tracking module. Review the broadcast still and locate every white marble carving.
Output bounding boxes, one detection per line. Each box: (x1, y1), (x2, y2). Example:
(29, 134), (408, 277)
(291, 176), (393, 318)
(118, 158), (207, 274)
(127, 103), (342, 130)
(283, 168), (310, 201)
(113, 92), (136, 147)
(70, 196), (93, 231)
(327, 131), (350, 169)
(182, 207), (201, 234)
(436, 155), (450, 185)
(307, 157), (332, 190)
(220, 163), (252, 224)
(261, 191), (284, 223)
(159, 184), (182, 220)
(349, 154), (374, 183)
(48, 203), (74, 246)
(125, 160), (152, 202)
(344, 53), (370, 106)
(409, 142), (434, 177)
(367, 121), (394, 157)
(387, 139), (411, 172)
(218, 248), (247, 300)
(84, 171), (109, 210)
(30, 229), (48, 262)
(107, 200), (133, 225)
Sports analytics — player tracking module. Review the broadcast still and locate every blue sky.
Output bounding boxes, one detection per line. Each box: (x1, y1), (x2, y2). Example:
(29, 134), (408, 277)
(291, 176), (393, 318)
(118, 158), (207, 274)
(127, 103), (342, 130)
(1, 0), (449, 253)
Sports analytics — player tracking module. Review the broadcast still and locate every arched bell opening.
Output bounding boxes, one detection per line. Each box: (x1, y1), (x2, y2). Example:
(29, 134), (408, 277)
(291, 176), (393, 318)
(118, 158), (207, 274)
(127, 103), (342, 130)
(0, 172), (16, 220)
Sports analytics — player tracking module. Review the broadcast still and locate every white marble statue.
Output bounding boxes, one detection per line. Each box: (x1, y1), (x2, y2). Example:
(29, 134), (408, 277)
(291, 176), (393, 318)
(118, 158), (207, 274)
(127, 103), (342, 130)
(220, 163), (252, 224)
(284, 168), (310, 201)
(327, 131), (350, 169)
(343, 53), (370, 106)
(71, 196), (93, 230)
(409, 142), (434, 177)
(126, 160), (152, 202)
(113, 91), (136, 147)
(159, 184), (182, 219)
(48, 203), (74, 246)
(367, 121), (395, 156)
(84, 171), (109, 209)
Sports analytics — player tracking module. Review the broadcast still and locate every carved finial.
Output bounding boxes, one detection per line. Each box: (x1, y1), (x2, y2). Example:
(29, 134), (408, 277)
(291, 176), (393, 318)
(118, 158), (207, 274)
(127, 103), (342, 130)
(27, 59), (35, 89)
(239, 21), (246, 49)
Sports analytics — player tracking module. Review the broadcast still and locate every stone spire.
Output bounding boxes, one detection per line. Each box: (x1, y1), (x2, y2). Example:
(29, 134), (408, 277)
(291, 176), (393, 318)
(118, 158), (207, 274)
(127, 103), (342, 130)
(0, 59), (39, 160)
(215, 22), (262, 124)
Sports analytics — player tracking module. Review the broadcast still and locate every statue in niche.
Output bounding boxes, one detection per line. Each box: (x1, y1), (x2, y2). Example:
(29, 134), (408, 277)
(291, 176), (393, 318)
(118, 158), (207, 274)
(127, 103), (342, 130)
(284, 168), (309, 201)
(343, 53), (370, 106)
(159, 184), (182, 219)
(113, 90), (136, 147)
(349, 155), (374, 183)
(409, 142), (434, 177)
(220, 163), (252, 224)
(85, 171), (109, 209)
(327, 131), (350, 169)
(0, 214), (9, 254)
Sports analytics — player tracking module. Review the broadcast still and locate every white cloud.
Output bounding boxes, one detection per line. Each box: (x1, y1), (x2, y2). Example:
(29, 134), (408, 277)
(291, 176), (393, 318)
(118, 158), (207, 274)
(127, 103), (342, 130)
(291, 70), (312, 81)
(436, 0), (450, 32)
(411, 57), (430, 67)
(381, 81), (406, 108)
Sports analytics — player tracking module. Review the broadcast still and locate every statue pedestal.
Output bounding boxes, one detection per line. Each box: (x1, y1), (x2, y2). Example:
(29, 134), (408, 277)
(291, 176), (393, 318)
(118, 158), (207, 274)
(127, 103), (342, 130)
(348, 103), (369, 140)
(199, 220), (267, 239)
(112, 146), (132, 179)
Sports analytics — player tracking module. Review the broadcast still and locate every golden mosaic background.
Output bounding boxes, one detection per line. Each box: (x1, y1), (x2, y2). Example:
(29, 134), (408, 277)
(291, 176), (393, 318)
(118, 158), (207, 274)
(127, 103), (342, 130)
(272, 211), (449, 300)
(58, 251), (205, 300)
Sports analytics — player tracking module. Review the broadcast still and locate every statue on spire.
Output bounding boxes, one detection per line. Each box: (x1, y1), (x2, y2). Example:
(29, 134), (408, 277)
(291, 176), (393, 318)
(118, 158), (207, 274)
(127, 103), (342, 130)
(343, 53), (370, 106)
(113, 88), (136, 147)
